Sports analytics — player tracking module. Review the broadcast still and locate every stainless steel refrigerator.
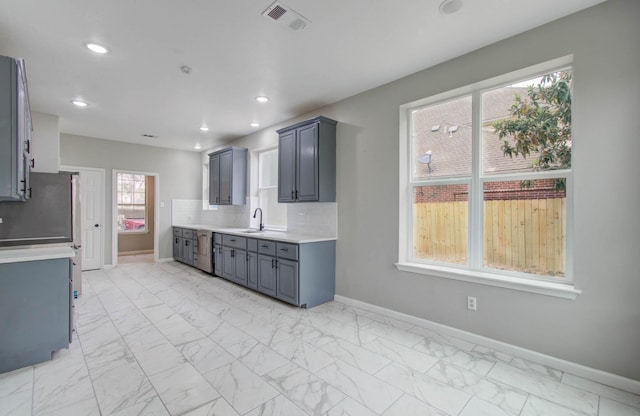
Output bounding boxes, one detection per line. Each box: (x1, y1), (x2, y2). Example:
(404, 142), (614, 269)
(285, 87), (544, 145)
(0, 171), (82, 294)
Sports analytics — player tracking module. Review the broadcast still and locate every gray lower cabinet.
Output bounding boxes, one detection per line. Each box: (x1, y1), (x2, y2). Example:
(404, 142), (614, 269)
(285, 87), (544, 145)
(173, 227), (196, 266)
(214, 232), (335, 308)
(276, 258), (299, 305)
(0, 258), (71, 373)
(257, 254), (277, 297)
(222, 246), (247, 285)
(247, 250), (258, 289)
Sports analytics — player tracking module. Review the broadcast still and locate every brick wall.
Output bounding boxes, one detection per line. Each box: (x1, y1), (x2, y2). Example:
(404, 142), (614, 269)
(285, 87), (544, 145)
(414, 179), (565, 203)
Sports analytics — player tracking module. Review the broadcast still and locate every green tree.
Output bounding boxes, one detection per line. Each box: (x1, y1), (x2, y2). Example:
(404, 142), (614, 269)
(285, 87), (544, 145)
(492, 71), (572, 190)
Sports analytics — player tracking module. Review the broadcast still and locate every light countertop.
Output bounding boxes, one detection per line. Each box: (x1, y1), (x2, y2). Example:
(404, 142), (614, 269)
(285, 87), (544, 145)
(173, 224), (336, 244)
(0, 245), (75, 264)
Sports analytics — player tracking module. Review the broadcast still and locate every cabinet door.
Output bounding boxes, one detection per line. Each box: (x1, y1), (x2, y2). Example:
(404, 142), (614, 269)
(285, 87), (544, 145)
(222, 246), (235, 280)
(183, 239), (194, 264)
(247, 252), (258, 289)
(296, 122), (319, 202)
(173, 236), (182, 260)
(214, 245), (223, 276)
(233, 249), (248, 286)
(276, 259), (299, 305)
(209, 153), (221, 205)
(219, 150), (233, 204)
(278, 130), (296, 202)
(257, 254), (277, 297)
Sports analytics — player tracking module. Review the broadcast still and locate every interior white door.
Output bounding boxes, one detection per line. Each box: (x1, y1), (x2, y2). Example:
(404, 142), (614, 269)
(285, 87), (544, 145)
(78, 169), (104, 270)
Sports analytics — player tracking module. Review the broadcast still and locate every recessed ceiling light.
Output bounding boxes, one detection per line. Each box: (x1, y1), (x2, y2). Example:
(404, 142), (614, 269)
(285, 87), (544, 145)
(84, 42), (109, 54)
(439, 0), (463, 14)
(255, 96), (269, 103)
(71, 100), (88, 107)
(194, 143), (202, 150)
(250, 122), (260, 128)
(200, 126), (209, 132)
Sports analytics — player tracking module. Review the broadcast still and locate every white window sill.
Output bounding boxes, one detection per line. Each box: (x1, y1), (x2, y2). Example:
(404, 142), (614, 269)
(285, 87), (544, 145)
(118, 230), (149, 235)
(394, 262), (581, 300)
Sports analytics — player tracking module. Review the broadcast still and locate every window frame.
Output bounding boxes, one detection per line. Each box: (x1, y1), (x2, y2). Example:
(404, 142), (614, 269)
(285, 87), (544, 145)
(397, 56), (579, 299)
(258, 147), (287, 230)
(117, 173), (148, 234)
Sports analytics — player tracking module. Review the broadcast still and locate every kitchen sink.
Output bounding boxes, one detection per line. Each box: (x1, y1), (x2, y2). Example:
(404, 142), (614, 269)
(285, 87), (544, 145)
(241, 229), (263, 234)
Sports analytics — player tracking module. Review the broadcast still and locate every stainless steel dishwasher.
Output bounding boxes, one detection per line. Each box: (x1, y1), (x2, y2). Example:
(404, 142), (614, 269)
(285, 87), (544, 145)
(196, 230), (213, 273)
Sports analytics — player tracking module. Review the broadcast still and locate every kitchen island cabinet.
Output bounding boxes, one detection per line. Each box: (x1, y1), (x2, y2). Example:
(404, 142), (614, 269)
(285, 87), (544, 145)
(0, 247), (74, 373)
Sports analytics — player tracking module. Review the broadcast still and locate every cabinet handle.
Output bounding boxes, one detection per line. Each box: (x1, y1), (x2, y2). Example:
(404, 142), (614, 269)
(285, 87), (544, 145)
(295, 190), (298, 199)
(261, 244), (269, 248)
(271, 258), (275, 268)
(25, 140), (30, 153)
(291, 190), (294, 200)
(30, 158), (35, 168)
(231, 249), (235, 258)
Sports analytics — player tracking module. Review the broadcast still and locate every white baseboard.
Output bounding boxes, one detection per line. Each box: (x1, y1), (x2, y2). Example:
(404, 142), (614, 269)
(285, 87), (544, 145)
(157, 257), (174, 263)
(118, 249), (154, 256)
(334, 295), (640, 395)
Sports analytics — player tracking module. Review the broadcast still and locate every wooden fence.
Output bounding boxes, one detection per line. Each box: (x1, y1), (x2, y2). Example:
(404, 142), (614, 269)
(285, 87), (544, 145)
(413, 198), (566, 276)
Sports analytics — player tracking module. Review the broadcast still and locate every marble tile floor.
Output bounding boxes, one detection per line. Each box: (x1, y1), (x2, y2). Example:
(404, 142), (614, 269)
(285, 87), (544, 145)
(1, 261), (639, 416)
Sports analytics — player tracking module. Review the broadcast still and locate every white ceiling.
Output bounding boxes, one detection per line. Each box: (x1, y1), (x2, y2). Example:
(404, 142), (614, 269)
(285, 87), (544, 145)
(0, 0), (605, 151)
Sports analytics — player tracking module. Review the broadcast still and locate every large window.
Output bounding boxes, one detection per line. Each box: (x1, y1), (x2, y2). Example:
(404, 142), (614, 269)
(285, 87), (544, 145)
(399, 59), (574, 295)
(258, 148), (286, 229)
(117, 173), (147, 232)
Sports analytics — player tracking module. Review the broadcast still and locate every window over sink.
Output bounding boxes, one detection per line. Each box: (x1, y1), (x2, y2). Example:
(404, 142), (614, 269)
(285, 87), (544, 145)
(259, 148), (287, 229)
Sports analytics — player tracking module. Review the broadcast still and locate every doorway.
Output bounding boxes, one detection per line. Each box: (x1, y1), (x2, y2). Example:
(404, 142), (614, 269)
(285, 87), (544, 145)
(61, 166), (105, 271)
(112, 170), (159, 266)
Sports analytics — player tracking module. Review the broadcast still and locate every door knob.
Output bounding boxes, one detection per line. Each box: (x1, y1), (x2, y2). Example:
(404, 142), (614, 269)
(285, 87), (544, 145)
(94, 224), (99, 228)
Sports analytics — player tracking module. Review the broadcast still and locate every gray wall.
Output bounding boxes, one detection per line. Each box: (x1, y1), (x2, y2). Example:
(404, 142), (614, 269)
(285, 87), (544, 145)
(60, 134), (201, 263)
(227, 0), (640, 380)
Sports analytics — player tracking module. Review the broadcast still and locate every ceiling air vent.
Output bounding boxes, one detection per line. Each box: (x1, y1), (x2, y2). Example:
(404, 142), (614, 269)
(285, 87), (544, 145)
(262, 1), (311, 31)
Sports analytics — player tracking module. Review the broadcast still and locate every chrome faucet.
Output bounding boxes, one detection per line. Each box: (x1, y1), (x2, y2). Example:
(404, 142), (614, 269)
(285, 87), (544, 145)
(253, 208), (264, 231)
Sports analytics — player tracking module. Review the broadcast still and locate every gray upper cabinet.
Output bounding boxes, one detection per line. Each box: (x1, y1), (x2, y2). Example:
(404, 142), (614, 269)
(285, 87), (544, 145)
(208, 147), (247, 205)
(277, 116), (337, 203)
(0, 55), (32, 201)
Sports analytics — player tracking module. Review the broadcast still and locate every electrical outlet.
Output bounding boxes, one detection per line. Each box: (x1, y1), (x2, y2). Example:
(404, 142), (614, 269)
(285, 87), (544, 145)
(467, 296), (477, 311)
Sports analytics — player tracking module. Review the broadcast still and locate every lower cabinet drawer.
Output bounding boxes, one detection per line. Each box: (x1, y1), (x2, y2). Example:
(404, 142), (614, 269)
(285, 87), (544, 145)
(222, 234), (246, 249)
(257, 239), (276, 256)
(276, 242), (298, 260)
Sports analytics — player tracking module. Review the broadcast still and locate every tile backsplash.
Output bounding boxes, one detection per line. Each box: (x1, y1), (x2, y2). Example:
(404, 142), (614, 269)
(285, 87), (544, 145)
(286, 202), (337, 237)
(172, 199), (337, 238)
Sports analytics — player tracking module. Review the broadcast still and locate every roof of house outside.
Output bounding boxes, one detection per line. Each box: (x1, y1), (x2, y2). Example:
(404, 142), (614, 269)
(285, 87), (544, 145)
(412, 86), (547, 180)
